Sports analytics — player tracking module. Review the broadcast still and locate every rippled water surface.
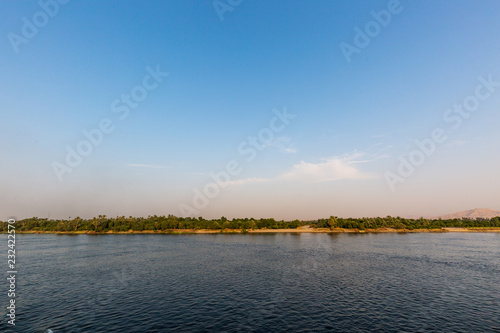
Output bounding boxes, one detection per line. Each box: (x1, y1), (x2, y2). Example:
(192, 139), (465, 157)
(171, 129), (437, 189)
(1, 233), (499, 332)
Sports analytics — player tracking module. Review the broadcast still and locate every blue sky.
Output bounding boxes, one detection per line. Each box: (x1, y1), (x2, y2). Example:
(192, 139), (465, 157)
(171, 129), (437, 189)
(1, 0), (500, 220)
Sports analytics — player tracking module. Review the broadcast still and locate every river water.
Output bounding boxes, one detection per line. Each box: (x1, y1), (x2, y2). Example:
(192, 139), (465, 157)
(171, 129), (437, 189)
(1, 232), (499, 332)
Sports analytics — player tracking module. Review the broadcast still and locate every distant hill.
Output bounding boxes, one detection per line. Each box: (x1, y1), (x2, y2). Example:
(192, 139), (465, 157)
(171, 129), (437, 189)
(436, 208), (500, 220)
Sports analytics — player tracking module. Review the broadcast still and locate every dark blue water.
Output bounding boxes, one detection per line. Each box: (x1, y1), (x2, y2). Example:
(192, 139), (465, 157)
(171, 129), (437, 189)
(1, 233), (499, 332)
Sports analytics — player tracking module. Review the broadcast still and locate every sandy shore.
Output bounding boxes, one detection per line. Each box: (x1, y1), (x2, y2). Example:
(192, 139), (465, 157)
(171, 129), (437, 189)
(249, 227), (500, 233)
(7, 227), (500, 234)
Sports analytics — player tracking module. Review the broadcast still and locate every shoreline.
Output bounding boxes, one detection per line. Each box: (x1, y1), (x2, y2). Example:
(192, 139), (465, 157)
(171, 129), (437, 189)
(4, 227), (500, 235)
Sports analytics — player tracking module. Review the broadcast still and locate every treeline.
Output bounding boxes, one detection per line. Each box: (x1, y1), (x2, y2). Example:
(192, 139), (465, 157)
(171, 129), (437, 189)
(1, 215), (499, 232)
(314, 216), (500, 230)
(0, 215), (302, 232)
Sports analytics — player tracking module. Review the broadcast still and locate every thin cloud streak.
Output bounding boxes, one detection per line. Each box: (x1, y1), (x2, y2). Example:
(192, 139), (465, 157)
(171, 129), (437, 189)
(126, 164), (172, 169)
(226, 177), (269, 186)
(264, 136), (297, 154)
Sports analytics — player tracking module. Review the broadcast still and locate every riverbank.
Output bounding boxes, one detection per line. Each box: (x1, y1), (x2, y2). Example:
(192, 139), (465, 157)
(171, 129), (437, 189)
(5, 227), (500, 234)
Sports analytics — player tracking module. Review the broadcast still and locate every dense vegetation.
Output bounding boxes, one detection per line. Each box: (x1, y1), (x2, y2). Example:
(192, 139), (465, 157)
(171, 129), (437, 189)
(314, 216), (500, 230)
(1, 215), (499, 232)
(0, 215), (301, 232)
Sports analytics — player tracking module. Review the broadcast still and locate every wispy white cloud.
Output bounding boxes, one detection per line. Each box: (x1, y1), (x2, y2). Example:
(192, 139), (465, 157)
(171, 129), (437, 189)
(281, 147), (297, 154)
(126, 164), (172, 169)
(264, 136), (297, 154)
(280, 153), (373, 182)
(226, 152), (374, 186)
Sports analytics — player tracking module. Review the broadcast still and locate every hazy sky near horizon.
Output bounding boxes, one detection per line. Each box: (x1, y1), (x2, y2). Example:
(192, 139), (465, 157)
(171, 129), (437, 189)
(1, 0), (500, 221)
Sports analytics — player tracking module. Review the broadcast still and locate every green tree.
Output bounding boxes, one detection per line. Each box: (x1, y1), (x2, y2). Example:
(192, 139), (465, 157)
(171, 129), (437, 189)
(69, 217), (82, 231)
(327, 216), (338, 229)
